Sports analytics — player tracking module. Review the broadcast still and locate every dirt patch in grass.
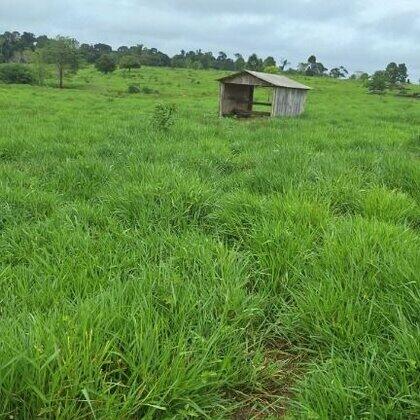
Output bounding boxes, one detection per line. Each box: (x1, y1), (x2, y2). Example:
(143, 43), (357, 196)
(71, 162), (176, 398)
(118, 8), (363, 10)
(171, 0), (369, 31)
(231, 341), (307, 419)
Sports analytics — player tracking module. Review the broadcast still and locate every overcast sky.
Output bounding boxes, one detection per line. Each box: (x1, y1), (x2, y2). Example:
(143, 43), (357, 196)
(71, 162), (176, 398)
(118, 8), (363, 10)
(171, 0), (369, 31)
(1, 0), (419, 80)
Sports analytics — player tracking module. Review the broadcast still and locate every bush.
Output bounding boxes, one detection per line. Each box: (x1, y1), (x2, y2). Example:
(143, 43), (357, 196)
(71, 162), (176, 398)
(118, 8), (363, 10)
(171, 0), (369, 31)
(142, 86), (158, 94)
(151, 103), (177, 131)
(0, 64), (35, 84)
(127, 84), (141, 94)
(367, 71), (387, 93)
(264, 65), (280, 74)
(95, 54), (117, 74)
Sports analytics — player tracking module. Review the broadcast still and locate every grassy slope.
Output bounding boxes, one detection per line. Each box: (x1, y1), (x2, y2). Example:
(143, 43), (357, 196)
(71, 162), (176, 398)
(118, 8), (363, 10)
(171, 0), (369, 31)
(0, 67), (419, 418)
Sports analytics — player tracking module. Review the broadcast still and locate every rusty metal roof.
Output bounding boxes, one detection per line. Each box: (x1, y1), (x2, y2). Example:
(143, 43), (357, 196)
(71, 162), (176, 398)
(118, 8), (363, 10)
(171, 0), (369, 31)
(218, 70), (312, 90)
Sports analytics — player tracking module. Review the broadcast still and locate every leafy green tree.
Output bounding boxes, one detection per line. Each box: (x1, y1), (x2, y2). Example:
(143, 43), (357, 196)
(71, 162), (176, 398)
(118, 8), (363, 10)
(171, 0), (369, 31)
(263, 56), (276, 68)
(0, 31), (20, 61)
(0, 36), (5, 63)
(171, 51), (187, 68)
(129, 44), (144, 56)
(79, 43), (95, 63)
(95, 54), (117, 74)
(278, 58), (290, 71)
(20, 32), (36, 50)
(41, 36), (79, 88)
(299, 55), (327, 76)
(138, 47), (170, 67)
(330, 66), (348, 78)
(119, 55), (141, 72)
(117, 46), (129, 54)
(264, 65), (280, 74)
(246, 53), (263, 71)
(234, 53), (245, 71)
(385, 62), (399, 85)
(367, 71), (387, 93)
(385, 62), (408, 85)
(200, 52), (214, 69)
(214, 51), (230, 70)
(397, 63), (408, 83)
(94, 43), (112, 55)
(308, 55), (317, 64)
(35, 35), (50, 48)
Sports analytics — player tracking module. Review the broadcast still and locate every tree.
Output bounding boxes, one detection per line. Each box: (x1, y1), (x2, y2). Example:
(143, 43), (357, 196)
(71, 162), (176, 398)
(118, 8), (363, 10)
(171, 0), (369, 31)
(20, 32), (36, 50)
(263, 56), (276, 68)
(117, 46), (129, 54)
(35, 35), (50, 48)
(41, 36), (79, 88)
(0, 36), (5, 62)
(299, 55), (327, 76)
(308, 55), (317, 64)
(93, 43), (112, 56)
(119, 55), (141, 72)
(385, 62), (408, 85)
(397, 63), (408, 83)
(234, 53), (246, 71)
(139, 48), (170, 67)
(246, 53), (263, 71)
(217, 51), (227, 61)
(329, 66), (348, 78)
(385, 62), (399, 85)
(264, 65), (280, 74)
(367, 71), (387, 93)
(278, 58), (290, 71)
(201, 52), (214, 69)
(214, 51), (228, 70)
(79, 43), (95, 63)
(95, 54), (117, 74)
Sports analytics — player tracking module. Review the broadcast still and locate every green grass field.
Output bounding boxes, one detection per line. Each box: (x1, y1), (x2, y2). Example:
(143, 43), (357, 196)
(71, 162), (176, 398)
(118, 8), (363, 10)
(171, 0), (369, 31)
(0, 66), (419, 418)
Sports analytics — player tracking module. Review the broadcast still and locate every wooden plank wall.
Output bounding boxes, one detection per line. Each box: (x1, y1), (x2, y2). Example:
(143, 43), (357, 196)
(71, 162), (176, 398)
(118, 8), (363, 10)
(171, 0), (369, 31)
(272, 87), (308, 117)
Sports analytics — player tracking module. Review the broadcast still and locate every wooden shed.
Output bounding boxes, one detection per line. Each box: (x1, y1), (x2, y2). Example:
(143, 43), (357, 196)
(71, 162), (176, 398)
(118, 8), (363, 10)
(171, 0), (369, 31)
(218, 70), (311, 118)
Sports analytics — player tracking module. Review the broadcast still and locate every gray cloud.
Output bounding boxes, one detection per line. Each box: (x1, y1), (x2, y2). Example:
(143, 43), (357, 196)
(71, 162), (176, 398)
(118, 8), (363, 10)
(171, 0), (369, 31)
(1, 0), (419, 80)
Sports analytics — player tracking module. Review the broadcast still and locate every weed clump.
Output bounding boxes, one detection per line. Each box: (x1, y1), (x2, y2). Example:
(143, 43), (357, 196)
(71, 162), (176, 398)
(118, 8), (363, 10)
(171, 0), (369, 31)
(142, 86), (158, 94)
(151, 103), (177, 131)
(127, 84), (141, 94)
(127, 85), (158, 94)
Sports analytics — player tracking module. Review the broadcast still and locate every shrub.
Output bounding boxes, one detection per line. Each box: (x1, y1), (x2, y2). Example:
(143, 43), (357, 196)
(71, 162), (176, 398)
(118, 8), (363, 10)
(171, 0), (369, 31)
(95, 54), (117, 74)
(151, 103), (177, 131)
(0, 64), (35, 84)
(367, 71), (387, 93)
(359, 72), (369, 81)
(142, 86), (158, 94)
(127, 84), (141, 94)
(264, 65), (280, 74)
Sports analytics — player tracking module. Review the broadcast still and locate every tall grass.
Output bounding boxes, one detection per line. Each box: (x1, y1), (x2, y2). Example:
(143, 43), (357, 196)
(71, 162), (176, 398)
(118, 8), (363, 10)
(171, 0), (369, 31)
(0, 66), (419, 418)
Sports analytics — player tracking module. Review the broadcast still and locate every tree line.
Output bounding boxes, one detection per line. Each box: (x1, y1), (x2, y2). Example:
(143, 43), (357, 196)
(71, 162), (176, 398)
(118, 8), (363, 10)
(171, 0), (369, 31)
(0, 31), (350, 76)
(0, 30), (412, 89)
(0, 31), (284, 72)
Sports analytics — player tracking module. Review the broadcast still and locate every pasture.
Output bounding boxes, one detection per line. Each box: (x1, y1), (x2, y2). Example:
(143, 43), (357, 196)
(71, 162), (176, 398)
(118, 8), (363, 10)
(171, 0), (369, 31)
(0, 67), (419, 418)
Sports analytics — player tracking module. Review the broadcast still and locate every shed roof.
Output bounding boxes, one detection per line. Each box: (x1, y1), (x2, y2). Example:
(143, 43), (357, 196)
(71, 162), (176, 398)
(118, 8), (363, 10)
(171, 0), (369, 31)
(218, 70), (312, 90)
